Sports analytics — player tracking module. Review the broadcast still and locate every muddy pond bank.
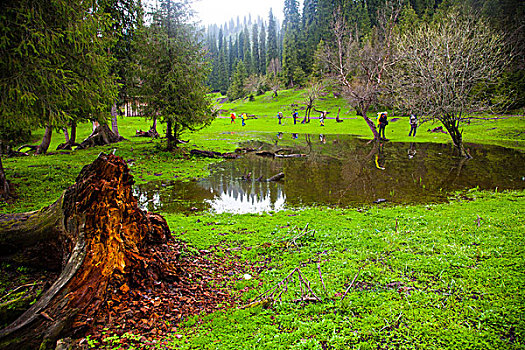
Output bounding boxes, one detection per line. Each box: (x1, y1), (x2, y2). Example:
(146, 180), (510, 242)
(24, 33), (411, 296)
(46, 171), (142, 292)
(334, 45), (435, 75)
(134, 134), (525, 214)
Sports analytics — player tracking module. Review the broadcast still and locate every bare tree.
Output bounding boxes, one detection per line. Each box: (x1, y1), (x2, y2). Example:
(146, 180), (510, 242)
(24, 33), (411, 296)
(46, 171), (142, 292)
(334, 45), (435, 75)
(267, 58), (282, 97)
(389, 7), (506, 158)
(324, 2), (401, 140)
(303, 81), (324, 123)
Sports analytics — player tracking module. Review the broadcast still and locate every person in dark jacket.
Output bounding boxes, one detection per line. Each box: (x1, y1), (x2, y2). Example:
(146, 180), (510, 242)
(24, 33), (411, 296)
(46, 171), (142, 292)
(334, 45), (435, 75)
(378, 112), (388, 140)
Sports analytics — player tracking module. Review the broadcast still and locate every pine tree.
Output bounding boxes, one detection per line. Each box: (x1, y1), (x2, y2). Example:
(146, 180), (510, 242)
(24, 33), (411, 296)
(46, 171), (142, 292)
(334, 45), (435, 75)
(302, 0), (319, 76)
(243, 28), (252, 74)
(135, 0), (212, 150)
(266, 9), (279, 68)
(259, 24), (267, 75)
(252, 23), (260, 75)
(282, 0), (301, 86)
(228, 60), (248, 100)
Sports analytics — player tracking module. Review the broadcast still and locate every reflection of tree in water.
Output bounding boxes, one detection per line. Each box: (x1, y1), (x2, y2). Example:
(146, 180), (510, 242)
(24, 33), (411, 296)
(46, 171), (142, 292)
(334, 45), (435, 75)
(134, 135), (525, 213)
(133, 180), (215, 213)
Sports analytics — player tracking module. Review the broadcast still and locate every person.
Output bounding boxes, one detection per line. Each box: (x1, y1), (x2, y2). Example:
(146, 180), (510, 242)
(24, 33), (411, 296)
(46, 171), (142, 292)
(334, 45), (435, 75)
(277, 112), (283, 125)
(409, 114), (418, 137)
(241, 113), (246, 126)
(378, 112), (388, 140)
(319, 112), (325, 126)
(292, 111), (298, 125)
(230, 113), (236, 124)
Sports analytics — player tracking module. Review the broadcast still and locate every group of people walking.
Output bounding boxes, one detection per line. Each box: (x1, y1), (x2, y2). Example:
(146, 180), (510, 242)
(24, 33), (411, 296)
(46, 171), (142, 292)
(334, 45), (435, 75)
(231, 110), (419, 139)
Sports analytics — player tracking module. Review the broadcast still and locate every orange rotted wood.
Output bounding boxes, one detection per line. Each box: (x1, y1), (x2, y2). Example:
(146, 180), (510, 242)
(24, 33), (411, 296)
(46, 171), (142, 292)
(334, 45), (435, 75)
(0, 153), (171, 350)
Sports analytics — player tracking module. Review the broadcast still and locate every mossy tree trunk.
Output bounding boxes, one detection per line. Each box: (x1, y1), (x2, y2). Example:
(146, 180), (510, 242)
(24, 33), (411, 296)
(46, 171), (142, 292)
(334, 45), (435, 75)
(0, 156), (10, 201)
(35, 123), (53, 155)
(0, 154), (172, 349)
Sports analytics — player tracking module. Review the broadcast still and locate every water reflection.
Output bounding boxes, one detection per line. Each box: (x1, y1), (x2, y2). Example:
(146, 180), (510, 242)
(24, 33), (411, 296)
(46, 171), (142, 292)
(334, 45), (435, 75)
(134, 134), (525, 214)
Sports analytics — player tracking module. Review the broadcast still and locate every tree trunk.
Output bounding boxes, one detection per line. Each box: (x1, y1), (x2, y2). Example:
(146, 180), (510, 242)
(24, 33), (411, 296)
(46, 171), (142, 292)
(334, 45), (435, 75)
(166, 120), (174, 151)
(0, 155), (11, 201)
(111, 103), (120, 137)
(0, 154), (171, 349)
(79, 124), (122, 149)
(70, 122), (77, 144)
(151, 117), (158, 134)
(56, 122), (79, 151)
(63, 128), (70, 143)
(442, 119), (471, 158)
(360, 111), (380, 140)
(36, 124), (53, 155)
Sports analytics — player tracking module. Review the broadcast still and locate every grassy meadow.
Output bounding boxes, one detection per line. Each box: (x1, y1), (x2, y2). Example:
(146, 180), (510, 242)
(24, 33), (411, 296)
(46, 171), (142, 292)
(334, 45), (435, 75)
(1, 89), (524, 349)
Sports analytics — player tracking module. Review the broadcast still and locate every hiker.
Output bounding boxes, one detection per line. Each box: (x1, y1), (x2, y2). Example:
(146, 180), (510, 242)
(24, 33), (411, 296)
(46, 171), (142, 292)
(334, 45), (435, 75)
(277, 112), (283, 125)
(230, 113), (236, 123)
(409, 114), (418, 137)
(292, 111), (298, 125)
(377, 112), (388, 140)
(241, 113), (246, 126)
(319, 112), (325, 126)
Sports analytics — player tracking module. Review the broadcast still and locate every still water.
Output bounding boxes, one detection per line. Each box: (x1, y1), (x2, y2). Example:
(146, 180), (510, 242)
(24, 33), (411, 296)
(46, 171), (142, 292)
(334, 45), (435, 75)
(134, 134), (525, 214)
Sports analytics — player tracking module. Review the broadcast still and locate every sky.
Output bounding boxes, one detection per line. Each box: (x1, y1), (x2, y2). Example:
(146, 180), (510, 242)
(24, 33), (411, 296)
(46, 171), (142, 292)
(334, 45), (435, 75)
(190, 0), (296, 26)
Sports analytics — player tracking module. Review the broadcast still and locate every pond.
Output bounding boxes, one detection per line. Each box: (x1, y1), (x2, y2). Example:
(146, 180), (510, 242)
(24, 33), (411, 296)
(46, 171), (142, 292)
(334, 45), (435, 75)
(134, 133), (525, 214)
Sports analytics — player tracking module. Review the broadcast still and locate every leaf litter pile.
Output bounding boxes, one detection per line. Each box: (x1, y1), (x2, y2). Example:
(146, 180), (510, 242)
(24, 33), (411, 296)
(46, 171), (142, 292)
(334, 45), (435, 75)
(80, 239), (254, 349)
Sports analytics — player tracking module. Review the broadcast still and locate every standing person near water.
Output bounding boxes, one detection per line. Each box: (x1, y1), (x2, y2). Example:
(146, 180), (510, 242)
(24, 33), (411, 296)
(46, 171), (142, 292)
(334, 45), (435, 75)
(409, 114), (418, 137)
(292, 111), (298, 125)
(378, 112), (388, 140)
(277, 112), (283, 125)
(241, 113), (246, 126)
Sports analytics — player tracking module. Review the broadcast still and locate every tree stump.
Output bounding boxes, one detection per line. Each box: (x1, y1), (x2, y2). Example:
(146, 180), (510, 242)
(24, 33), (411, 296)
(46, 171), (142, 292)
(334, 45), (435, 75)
(0, 153), (171, 349)
(78, 124), (124, 149)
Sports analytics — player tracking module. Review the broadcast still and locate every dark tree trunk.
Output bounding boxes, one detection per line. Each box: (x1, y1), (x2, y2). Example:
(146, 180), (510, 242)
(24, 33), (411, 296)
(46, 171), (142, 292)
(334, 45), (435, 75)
(36, 124), (53, 155)
(0, 154), (171, 349)
(56, 122), (79, 151)
(360, 111), (380, 140)
(0, 155), (11, 201)
(70, 121), (76, 144)
(166, 120), (174, 151)
(442, 118), (471, 158)
(111, 103), (120, 137)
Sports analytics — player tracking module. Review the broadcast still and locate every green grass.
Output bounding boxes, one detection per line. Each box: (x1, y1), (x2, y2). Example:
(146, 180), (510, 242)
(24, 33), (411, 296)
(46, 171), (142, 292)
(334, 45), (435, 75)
(212, 89), (525, 150)
(1, 88), (524, 348)
(163, 190), (525, 349)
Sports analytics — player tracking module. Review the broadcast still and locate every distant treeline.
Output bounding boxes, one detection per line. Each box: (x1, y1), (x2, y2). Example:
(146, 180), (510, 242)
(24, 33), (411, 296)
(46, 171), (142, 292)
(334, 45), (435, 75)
(203, 0), (524, 110)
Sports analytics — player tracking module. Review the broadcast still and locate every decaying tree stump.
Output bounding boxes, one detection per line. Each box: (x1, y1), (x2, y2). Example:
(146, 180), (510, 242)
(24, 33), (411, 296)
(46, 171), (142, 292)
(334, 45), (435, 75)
(0, 153), (171, 349)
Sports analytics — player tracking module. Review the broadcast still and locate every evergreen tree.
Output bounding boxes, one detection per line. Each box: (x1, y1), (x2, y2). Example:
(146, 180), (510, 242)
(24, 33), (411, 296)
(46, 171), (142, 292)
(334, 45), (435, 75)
(302, 0), (319, 76)
(252, 24), (261, 75)
(228, 60), (248, 100)
(282, 0), (302, 86)
(0, 0), (118, 197)
(266, 9), (279, 68)
(259, 24), (267, 75)
(243, 28), (253, 74)
(136, 0), (212, 150)
(218, 46), (229, 94)
(0, 0), (117, 155)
